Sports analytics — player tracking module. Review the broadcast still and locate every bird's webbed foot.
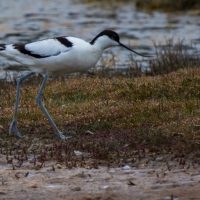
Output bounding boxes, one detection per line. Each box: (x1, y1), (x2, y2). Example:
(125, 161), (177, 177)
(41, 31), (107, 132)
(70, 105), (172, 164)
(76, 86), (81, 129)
(9, 119), (23, 139)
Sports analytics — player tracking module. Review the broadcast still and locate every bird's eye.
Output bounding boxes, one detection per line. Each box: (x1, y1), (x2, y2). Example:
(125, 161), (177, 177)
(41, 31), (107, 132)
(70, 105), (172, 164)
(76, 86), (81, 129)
(111, 36), (117, 41)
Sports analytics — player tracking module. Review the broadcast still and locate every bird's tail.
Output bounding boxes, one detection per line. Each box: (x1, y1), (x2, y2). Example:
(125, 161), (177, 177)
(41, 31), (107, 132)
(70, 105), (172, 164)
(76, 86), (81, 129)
(0, 44), (6, 51)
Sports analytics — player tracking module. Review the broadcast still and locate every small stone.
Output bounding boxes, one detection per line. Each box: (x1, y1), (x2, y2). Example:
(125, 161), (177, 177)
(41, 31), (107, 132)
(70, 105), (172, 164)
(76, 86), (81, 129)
(103, 186), (112, 191)
(106, 187), (112, 191)
(61, 104), (66, 109)
(85, 130), (94, 135)
(71, 186), (81, 191)
(122, 165), (131, 170)
(29, 183), (37, 188)
(56, 164), (62, 169)
(108, 169), (115, 173)
(74, 150), (83, 156)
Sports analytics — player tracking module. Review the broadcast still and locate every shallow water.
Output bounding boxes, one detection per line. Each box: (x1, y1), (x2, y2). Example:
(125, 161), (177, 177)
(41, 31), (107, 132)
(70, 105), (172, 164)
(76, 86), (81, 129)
(0, 0), (200, 79)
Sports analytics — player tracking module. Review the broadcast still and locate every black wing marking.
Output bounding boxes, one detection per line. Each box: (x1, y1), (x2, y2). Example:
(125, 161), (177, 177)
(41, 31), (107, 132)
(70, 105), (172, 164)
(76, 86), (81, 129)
(0, 44), (6, 51)
(13, 37), (73, 59)
(13, 44), (47, 58)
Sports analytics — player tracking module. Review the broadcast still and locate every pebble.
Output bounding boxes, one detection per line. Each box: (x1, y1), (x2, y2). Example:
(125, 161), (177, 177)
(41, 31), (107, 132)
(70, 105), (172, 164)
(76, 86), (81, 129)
(29, 183), (37, 188)
(108, 169), (115, 173)
(85, 130), (94, 135)
(122, 165), (131, 170)
(56, 164), (62, 169)
(71, 186), (81, 191)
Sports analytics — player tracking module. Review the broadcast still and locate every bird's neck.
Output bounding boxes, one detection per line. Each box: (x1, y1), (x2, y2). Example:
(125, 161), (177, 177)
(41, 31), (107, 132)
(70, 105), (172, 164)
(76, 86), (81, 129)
(90, 36), (114, 50)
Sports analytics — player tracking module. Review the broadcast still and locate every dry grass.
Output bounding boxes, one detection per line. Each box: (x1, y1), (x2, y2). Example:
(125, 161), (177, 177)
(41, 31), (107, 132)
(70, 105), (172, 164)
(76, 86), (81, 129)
(0, 67), (200, 169)
(146, 39), (200, 75)
(1, 68), (200, 130)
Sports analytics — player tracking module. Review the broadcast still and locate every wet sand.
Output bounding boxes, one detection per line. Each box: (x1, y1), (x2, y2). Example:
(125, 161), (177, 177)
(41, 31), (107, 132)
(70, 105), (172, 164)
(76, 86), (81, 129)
(0, 154), (199, 200)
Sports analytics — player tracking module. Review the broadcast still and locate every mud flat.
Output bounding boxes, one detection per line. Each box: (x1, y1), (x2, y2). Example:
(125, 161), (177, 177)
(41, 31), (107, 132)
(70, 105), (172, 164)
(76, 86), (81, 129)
(0, 154), (199, 200)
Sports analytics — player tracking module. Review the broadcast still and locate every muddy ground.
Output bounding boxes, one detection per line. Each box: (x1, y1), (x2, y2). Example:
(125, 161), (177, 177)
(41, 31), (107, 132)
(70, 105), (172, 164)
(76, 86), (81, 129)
(0, 154), (199, 200)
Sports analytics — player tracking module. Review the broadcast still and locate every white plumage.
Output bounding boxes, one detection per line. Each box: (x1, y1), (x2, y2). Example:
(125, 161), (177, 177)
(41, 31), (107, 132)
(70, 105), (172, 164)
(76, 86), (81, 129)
(1, 37), (103, 75)
(0, 30), (151, 139)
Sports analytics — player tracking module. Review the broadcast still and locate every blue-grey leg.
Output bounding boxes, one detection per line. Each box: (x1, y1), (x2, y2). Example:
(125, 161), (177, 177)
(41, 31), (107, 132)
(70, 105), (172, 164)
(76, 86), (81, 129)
(9, 72), (35, 138)
(36, 75), (69, 139)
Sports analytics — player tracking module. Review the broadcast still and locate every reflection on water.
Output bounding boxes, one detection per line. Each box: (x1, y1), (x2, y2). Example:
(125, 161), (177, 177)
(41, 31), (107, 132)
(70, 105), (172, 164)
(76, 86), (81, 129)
(0, 0), (200, 79)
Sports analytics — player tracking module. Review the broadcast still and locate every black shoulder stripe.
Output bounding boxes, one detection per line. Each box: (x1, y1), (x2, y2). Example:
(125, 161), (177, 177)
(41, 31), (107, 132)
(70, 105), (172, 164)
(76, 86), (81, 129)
(13, 44), (49, 58)
(55, 37), (73, 48)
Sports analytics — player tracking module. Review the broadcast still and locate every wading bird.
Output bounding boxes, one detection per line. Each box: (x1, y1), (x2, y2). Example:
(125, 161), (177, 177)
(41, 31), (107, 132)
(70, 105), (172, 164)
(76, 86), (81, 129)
(0, 30), (151, 139)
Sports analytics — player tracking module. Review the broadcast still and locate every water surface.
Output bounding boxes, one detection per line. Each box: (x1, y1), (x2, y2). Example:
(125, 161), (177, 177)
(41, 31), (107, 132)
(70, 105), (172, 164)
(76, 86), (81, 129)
(0, 0), (200, 79)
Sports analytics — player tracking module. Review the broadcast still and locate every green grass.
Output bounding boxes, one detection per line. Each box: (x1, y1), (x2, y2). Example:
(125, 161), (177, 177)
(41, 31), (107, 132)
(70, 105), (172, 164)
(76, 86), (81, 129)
(0, 67), (200, 169)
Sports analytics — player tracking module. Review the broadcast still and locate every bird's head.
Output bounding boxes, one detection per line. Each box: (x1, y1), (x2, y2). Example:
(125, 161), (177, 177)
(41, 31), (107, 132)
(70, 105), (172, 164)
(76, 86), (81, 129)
(90, 30), (151, 57)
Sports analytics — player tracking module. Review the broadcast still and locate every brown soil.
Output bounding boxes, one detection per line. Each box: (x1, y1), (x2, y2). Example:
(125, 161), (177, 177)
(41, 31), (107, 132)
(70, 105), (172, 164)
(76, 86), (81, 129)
(0, 154), (200, 200)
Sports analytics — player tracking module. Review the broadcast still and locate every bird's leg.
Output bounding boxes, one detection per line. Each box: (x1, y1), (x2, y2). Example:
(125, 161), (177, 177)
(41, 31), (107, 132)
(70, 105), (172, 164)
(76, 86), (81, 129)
(9, 72), (35, 138)
(36, 75), (70, 139)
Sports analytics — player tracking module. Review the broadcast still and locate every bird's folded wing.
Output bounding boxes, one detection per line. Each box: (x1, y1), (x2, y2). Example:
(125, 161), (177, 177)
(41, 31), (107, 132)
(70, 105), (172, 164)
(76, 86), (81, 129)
(14, 37), (73, 58)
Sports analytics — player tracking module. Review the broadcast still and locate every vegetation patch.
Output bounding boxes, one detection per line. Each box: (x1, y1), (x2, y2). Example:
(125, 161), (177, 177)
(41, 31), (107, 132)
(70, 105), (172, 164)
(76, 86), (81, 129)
(0, 67), (200, 169)
(0, 39), (200, 169)
(135, 0), (200, 11)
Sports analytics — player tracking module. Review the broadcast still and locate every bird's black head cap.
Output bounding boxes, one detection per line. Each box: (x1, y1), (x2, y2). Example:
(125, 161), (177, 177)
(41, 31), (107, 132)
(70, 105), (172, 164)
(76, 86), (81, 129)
(90, 30), (120, 45)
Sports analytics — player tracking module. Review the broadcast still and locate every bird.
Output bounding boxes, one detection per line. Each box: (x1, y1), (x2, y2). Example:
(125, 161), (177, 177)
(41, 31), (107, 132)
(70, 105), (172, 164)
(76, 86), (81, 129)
(0, 30), (151, 139)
